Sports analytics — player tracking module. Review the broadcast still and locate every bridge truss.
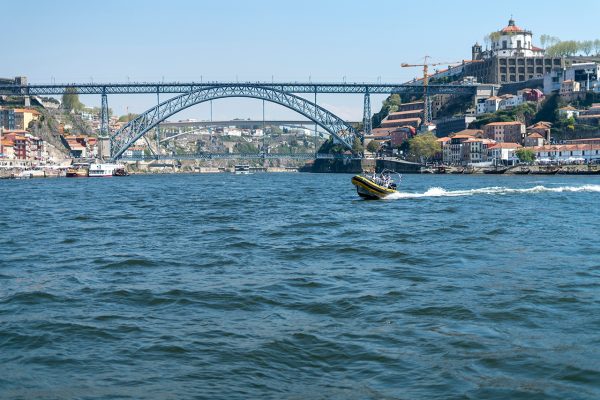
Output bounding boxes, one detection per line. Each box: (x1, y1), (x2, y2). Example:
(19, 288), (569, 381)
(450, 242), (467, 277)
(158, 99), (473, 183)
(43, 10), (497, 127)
(0, 80), (491, 160)
(119, 152), (358, 162)
(109, 85), (361, 161)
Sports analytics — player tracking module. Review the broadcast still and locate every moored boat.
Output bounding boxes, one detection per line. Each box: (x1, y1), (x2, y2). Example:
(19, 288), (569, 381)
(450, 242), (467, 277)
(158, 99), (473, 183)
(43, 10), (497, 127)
(89, 163), (128, 177)
(66, 163), (89, 177)
(234, 164), (252, 175)
(483, 167), (508, 174)
(351, 170), (399, 199)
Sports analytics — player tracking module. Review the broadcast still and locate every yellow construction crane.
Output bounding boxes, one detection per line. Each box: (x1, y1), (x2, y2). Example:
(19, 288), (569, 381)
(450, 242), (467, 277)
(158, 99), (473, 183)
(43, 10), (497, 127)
(401, 57), (475, 125)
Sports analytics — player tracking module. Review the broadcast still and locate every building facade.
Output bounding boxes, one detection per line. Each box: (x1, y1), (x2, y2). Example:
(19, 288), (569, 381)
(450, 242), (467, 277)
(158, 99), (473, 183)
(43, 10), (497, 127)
(467, 19), (565, 84)
(483, 121), (526, 143)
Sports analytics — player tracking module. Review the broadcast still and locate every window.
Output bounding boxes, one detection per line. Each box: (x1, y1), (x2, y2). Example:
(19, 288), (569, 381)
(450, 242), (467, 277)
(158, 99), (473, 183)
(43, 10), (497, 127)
(502, 40), (507, 49)
(517, 40), (522, 48)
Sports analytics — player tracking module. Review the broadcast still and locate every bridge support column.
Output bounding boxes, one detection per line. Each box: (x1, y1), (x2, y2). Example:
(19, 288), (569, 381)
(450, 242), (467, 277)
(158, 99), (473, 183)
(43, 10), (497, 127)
(100, 90), (109, 137)
(362, 91), (372, 136)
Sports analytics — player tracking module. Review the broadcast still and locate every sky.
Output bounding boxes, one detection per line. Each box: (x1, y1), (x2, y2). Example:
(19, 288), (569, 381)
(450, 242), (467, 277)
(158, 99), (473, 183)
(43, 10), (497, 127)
(4, 0), (600, 121)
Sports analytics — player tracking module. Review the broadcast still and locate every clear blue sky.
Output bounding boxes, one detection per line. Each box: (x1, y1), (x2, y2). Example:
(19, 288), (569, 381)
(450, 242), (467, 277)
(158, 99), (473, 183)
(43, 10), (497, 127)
(5, 0), (600, 120)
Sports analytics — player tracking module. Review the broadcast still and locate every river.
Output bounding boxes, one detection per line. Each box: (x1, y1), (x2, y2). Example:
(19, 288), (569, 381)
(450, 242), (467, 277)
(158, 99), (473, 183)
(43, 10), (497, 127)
(1, 173), (599, 399)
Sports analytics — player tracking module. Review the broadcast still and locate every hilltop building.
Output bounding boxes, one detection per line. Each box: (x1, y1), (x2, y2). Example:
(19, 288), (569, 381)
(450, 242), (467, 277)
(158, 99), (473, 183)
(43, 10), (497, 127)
(466, 18), (566, 84)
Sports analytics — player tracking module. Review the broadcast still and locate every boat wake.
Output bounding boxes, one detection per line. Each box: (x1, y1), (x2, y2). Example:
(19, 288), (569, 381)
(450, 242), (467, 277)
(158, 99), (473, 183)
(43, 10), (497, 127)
(386, 184), (600, 199)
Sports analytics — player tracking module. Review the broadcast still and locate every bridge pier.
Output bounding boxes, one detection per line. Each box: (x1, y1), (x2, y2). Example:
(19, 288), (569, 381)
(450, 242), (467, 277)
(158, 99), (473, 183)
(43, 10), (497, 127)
(362, 91), (372, 136)
(100, 89), (109, 137)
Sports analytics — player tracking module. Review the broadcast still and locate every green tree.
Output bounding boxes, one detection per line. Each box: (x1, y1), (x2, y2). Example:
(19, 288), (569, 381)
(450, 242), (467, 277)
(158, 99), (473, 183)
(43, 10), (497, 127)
(516, 148), (535, 163)
(366, 140), (380, 153)
(118, 113), (139, 122)
(372, 94), (402, 128)
(62, 87), (83, 112)
(580, 40), (594, 56)
(352, 136), (363, 154)
(408, 133), (440, 162)
(533, 93), (559, 125)
(594, 39), (600, 56)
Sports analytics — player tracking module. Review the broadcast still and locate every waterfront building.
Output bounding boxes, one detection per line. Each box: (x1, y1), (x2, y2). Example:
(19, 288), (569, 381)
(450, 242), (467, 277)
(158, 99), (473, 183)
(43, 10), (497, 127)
(488, 142), (522, 164)
(483, 121), (526, 143)
(443, 129), (484, 164)
(532, 144), (600, 162)
(464, 138), (496, 164)
(565, 137), (600, 145)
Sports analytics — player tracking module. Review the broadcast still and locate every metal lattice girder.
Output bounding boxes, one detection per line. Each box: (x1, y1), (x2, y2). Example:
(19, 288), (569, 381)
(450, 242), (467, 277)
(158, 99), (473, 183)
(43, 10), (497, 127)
(119, 152), (358, 161)
(0, 82), (481, 96)
(110, 85), (361, 160)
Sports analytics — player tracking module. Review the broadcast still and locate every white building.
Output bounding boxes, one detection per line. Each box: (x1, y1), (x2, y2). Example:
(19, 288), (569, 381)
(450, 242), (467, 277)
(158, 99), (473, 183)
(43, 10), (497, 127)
(498, 94), (524, 110)
(533, 144), (600, 163)
(488, 142), (522, 164)
(544, 62), (600, 94)
(476, 96), (502, 115)
(489, 19), (545, 58)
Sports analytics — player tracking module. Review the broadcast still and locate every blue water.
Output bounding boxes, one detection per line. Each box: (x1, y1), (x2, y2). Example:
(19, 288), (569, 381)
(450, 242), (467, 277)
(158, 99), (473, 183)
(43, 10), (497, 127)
(1, 173), (600, 399)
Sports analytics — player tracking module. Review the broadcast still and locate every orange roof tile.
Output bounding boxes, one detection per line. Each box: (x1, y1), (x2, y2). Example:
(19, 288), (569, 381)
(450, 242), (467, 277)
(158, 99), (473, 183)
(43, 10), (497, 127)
(485, 121), (524, 126)
(489, 142), (522, 149)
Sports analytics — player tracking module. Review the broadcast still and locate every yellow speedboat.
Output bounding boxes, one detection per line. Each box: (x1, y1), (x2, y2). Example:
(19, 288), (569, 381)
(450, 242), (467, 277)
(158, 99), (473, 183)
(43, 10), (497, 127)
(351, 170), (399, 199)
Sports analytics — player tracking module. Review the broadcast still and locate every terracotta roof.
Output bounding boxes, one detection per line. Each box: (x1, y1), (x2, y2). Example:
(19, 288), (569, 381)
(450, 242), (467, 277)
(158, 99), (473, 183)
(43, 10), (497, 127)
(528, 121), (552, 128)
(450, 129), (483, 137)
(485, 121), (524, 126)
(565, 137), (600, 142)
(531, 46), (543, 51)
(452, 134), (477, 139)
(13, 108), (41, 115)
(489, 142), (522, 149)
(527, 133), (544, 138)
(388, 110), (424, 116)
(532, 144), (600, 151)
(1, 139), (14, 146)
(500, 18), (526, 33)
(436, 137), (451, 143)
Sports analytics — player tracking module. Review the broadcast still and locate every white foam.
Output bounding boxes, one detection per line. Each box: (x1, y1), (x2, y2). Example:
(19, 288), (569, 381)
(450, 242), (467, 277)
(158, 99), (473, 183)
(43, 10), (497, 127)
(385, 184), (600, 200)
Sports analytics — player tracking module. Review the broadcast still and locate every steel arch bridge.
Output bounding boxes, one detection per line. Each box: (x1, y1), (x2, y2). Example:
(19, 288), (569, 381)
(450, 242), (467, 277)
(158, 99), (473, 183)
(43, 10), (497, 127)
(110, 85), (360, 161)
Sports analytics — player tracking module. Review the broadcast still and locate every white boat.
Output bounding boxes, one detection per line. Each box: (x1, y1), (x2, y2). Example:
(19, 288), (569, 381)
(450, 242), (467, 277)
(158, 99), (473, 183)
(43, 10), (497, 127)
(89, 163), (127, 177)
(233, 164), (252, 175)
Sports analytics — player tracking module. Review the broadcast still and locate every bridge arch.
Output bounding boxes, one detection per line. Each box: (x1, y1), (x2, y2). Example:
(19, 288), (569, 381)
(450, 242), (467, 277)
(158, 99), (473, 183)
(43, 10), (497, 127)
(109, 85), (361, 160)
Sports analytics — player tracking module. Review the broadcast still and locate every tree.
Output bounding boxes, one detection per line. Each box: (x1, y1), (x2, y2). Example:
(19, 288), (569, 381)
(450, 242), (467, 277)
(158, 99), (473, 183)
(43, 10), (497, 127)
(366, 140), (380, 153)
(516, 148), (535, 163)
(118, 113), (139, 123)
(408, 133), (440, 162)
(580, 40), (594, 56)
(352, 136), (363, 154)
(594, 39), (600, 56)
(62, 87), (83, 112)
(540, 34), (549, 49)
(372, 94), (402, 128)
